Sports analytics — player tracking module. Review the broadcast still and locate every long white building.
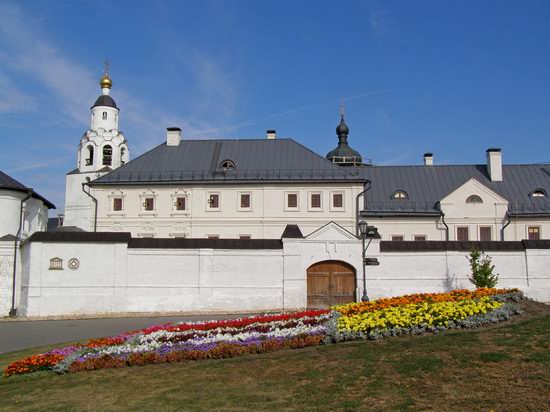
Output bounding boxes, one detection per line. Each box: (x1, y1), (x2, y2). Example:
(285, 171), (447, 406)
(63, 73), (550, 242)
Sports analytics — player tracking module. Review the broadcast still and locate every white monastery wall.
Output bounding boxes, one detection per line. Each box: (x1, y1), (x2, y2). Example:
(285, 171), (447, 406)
(18, 240), (288, 317)
(0, 189), (48, 238)
(0, 241), (14, 317)
(92, 183), (363, 239)
(14, 225), (550, 317)
(367, 243), (550, 302)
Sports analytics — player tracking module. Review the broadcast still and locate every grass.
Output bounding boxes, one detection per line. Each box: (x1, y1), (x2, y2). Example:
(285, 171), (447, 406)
(1, 312), (550, 411)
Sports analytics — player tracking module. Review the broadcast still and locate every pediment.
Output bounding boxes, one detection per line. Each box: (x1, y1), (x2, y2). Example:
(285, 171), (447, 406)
(305, 221), (358, 241)
(440, 177), (508, 204)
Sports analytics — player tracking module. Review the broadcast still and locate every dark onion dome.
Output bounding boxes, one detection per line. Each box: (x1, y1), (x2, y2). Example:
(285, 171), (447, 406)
(326, 114), (363, 166)
(91, 94), (118, 109)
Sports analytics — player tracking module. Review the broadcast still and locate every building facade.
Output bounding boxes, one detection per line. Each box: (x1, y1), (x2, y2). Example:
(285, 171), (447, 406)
(64, 74), (550, 242)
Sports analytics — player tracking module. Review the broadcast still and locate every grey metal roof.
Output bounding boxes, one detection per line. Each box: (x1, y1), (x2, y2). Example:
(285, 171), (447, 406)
(90, 139), (366, 185)
(0, 171), (55, 209)
(359, 164), (550, 216)
(91, 95), (118, 109)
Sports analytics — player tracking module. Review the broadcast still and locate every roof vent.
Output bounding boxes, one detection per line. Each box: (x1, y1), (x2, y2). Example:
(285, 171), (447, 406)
(486, 148), (502, 182)
(266, 130), (276, 140)
(167, 127), (181, 146)
(423, 152), (433, 166)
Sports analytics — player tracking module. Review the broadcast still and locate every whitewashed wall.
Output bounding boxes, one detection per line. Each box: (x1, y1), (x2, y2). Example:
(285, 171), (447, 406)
(0, 189), (49, 238)
(0, 241), (14, 317)
(365, 240), (550, 302)
(14, 229), (550, 318)
(18, 240), (288, 317)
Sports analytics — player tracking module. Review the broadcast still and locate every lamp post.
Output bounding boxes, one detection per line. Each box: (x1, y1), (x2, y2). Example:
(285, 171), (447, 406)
(358, 220), (369, 302)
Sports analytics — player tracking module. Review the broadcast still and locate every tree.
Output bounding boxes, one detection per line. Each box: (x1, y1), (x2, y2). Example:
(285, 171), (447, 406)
(468, 248), (499, 288)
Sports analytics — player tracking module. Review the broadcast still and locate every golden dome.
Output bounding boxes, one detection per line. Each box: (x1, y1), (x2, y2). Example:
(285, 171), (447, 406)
(100, 73), (112, 89)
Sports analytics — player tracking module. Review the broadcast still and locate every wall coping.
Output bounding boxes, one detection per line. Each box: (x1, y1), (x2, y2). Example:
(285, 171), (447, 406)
(380, 240), (550, 252)
(24, 231), (283, 249)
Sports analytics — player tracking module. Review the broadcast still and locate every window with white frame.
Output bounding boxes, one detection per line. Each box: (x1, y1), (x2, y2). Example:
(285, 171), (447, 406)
(391, 235), (404, 241)
(528, 226), (541, 240)
(466, 195), (483, 204)
(144, 197), (154, 211)
(112, 197), (123, 212)
(108, 189), (126, 215)
(171, 189), (189, 215)
(309, 192), (322, 210)
(207, 193), (220, 210)
(139, 189), (158, 214)
(238, 192), (251, 211)
(456, 226), (469, 241)
(413, 235), (426, 241)
(331, 192), (344, 211)
(175, 197), (186, 211)
(479, 226), (492, 241)
(285, 192), (299, 210)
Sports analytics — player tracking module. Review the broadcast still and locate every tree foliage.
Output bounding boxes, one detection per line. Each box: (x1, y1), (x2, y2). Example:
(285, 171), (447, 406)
(468, 248), (499, 288)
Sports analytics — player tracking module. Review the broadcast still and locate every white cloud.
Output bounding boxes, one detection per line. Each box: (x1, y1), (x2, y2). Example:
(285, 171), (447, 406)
(0, 1), (223, 149)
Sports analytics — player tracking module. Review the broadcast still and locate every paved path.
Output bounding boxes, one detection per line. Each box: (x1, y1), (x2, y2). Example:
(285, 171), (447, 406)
(0, 314), (248, 354)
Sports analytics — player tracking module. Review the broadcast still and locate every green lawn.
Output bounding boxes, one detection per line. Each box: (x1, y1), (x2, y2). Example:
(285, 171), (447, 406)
(1, 311), (549, 411)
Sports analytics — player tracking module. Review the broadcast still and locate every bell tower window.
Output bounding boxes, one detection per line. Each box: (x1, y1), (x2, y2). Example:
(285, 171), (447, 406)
(103, 145), (112, 166)
(102, 112), (107, 120)
(86, 146), (94, 166)
(120, 147), (126, 165)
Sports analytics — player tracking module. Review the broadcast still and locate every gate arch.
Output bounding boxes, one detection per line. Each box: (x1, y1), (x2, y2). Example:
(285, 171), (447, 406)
(307, 260), (356, 308)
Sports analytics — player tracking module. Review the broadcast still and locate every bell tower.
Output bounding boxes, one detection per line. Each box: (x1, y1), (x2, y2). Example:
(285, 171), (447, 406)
(63, 64), (130, 230)
(77, 63), (129, 173)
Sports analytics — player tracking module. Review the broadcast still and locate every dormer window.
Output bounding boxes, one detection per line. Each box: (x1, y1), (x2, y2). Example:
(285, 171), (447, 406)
(466, 195), (483, 204)
(530, 189), (547, 198)
(392, 190), (408, 200)
(220, 159), (235, 169)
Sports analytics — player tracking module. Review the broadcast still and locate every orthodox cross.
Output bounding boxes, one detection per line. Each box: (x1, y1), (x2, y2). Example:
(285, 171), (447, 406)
(103, 59), (110, 75)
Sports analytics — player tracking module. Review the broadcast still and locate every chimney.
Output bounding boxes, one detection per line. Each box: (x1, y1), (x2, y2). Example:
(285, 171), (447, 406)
(423, 152), (433, 166)
(266, 129), (276, 140)
(166, 127), (181, 146)
(486, 148), (502, 182)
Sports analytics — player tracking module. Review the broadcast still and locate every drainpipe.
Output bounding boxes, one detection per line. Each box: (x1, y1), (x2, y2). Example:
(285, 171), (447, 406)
(501, 212), (512, 241)
(355, 180), (371, 236)
(9, 190), (33, 317)
(82, 183), (98, 232)
(440, 212), (449, 241)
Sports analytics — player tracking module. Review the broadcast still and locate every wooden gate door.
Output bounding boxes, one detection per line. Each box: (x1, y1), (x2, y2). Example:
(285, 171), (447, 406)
(307, 261), (356, 308)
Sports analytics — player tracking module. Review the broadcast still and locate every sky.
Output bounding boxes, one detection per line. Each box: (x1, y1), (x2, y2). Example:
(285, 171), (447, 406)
(0, 0), (549, 214)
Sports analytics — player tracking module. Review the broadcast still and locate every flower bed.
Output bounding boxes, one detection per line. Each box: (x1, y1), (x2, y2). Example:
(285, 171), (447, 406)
(327, 288), (524, 342)
(4, 309), (329, 377)
(3, 289), (524, 378)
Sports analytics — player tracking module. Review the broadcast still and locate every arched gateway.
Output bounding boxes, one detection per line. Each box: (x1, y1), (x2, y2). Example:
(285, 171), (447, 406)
(307, 260), (356, 308)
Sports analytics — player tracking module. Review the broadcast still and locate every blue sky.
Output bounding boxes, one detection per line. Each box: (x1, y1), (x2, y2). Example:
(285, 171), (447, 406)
(1, 0), (549, 213)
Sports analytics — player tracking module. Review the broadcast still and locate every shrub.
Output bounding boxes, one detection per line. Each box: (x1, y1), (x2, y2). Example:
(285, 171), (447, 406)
(468, 248), (499, 288)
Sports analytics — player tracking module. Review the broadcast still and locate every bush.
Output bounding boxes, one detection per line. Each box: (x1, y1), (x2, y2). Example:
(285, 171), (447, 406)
(468, 248), (499, 288)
